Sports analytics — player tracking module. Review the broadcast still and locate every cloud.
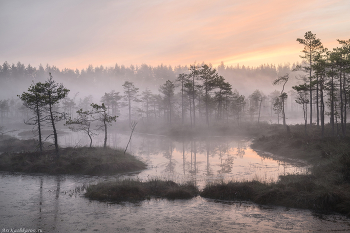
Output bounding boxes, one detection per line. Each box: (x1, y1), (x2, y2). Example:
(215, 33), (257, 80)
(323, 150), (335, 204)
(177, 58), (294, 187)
(0, 0), (349, 69)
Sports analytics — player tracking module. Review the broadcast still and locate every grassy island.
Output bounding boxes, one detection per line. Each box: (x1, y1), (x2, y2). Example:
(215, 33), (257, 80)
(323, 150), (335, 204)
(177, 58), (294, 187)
(0, 136), (146, 175)
(201, 124), (350, 216)
(85, 179), (199, 202)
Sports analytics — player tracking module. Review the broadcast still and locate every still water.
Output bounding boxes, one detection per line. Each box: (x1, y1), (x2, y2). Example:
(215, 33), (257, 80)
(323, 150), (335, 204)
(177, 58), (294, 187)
(1, 130), (349, 232)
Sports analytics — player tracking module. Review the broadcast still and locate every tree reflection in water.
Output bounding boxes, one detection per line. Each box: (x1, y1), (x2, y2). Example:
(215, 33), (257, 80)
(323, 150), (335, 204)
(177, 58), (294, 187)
(56, 131), (306, 186)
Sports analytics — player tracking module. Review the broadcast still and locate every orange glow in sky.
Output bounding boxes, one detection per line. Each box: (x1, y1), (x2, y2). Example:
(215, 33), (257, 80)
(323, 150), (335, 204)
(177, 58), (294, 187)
(1, 0), (349, 70)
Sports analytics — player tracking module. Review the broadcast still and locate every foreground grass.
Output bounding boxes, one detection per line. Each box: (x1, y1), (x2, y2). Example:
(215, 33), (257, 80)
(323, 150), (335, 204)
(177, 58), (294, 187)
(85, 179), (199, 202)
(0, 146), (147, 175)
(201, 124), (350, 215)
(201, 176), (350, 215)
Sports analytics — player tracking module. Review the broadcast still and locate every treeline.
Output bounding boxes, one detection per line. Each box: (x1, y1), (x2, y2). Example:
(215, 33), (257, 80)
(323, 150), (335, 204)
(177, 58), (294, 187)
(0, 61), (301, 129)
(0, 60), (297, 96)
(291, 32), (350, 137)
(0, 61), (293, 83)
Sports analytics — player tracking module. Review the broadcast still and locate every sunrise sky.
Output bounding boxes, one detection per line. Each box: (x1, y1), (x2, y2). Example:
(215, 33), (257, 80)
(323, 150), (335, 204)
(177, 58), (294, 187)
(1, 0), (349, 70)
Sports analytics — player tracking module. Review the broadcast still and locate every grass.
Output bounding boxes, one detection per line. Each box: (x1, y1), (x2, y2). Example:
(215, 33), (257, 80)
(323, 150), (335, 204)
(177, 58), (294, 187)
(85, 178), (199, 202)
(200, 176), (350, 215)
(0, 135), (53, 153)
(0, 146), (147, 175)
(200, 124), (350, 216)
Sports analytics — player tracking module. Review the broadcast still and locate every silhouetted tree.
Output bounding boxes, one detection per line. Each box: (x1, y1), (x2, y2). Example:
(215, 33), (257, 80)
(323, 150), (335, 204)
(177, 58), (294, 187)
(198, 64), (218, 126)
(176, 73), (189, 125)
(42, 73), (70, 155)
(122, 81), (139, 125)
(91, 103), (117, 148)
(297, 31), (324, 125)
(293, 84), (309, 134)
(188, 64), (200, 127)
(159, 80), (175, 124)
(249, 90), (265, 123)
(273, 74), (289, 126)
(141, 89), (152, 121)
(18, 82), (46, 152)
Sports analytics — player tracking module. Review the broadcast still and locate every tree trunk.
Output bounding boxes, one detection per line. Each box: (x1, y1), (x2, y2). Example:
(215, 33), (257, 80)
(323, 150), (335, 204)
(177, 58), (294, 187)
(316, 75), (319, 126)
(35, 103), (43, 152)
(343, 73), (347, 136)
(330, 74), (335, 136)
(104, 118), (107, 148)
(49, 102), (59, 156)
(309, 51), (313, 126)
(88, 128), (93, 148)
(258, 98), (263, 124)
(181, 81), (184, 125)
(192, 75), (196, 128)
(128, 96), (131, 126)
(321, 85), (325, 138)
(339, 72), (345, 136)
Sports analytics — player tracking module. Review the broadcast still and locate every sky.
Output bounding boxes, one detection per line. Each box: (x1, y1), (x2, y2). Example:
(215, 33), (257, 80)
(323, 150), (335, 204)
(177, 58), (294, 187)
(1, 0), (349, 70)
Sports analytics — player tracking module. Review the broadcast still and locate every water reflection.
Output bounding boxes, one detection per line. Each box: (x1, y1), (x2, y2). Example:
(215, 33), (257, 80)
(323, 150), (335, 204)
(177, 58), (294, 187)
(21, 130), (307, 187)
(1, 173), (350, 233)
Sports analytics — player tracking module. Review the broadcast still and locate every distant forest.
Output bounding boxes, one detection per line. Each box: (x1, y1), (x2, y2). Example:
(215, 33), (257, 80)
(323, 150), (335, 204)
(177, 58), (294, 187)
(0, 60), (297, 97)
(0, 60), (300, 127)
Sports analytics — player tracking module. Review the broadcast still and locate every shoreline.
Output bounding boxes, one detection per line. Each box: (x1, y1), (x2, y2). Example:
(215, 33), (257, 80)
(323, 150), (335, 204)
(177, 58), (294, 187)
(201, 124), (350, 216)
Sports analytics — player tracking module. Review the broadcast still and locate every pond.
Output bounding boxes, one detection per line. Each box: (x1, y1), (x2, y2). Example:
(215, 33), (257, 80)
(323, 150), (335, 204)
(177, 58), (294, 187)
(59, 130), (308, 187)
(1, 130), (350, 232)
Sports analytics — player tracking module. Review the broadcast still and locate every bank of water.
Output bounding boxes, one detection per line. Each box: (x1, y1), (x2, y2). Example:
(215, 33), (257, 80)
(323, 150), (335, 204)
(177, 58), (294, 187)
(1, 131), (349, 232)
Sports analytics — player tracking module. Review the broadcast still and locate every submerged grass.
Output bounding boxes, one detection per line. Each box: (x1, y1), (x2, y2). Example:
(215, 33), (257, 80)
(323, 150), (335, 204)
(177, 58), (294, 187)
(85, 178), (199, 202)
(0, 146), (147, 175)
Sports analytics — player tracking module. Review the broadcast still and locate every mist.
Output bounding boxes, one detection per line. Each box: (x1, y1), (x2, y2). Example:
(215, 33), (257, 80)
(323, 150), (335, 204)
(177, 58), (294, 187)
(1, 60), (313, 129)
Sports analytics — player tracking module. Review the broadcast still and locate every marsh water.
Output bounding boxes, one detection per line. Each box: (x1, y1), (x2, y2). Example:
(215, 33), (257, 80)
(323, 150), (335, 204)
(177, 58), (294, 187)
(1, 130), (350, 232)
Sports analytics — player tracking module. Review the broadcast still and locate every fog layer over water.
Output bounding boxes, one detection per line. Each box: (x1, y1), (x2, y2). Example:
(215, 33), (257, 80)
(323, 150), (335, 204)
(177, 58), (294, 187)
(1, 131), (350, 232)
(21, 130), (307, 186)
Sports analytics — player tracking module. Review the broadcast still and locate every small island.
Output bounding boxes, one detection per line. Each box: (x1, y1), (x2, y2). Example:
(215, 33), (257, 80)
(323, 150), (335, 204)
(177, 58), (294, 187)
(0, 135), (146, 175)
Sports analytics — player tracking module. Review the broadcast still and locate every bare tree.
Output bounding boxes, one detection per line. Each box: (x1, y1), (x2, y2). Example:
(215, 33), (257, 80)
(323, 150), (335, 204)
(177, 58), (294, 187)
(273, 74), (289, 126)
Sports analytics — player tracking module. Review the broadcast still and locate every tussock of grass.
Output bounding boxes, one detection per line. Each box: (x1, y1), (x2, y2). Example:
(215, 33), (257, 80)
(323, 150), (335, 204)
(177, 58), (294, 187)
(85, 179), (199, 202)
(200, 175), (350, 215)
(200, 181), (263, 201)
(0, 147), (146, 175)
